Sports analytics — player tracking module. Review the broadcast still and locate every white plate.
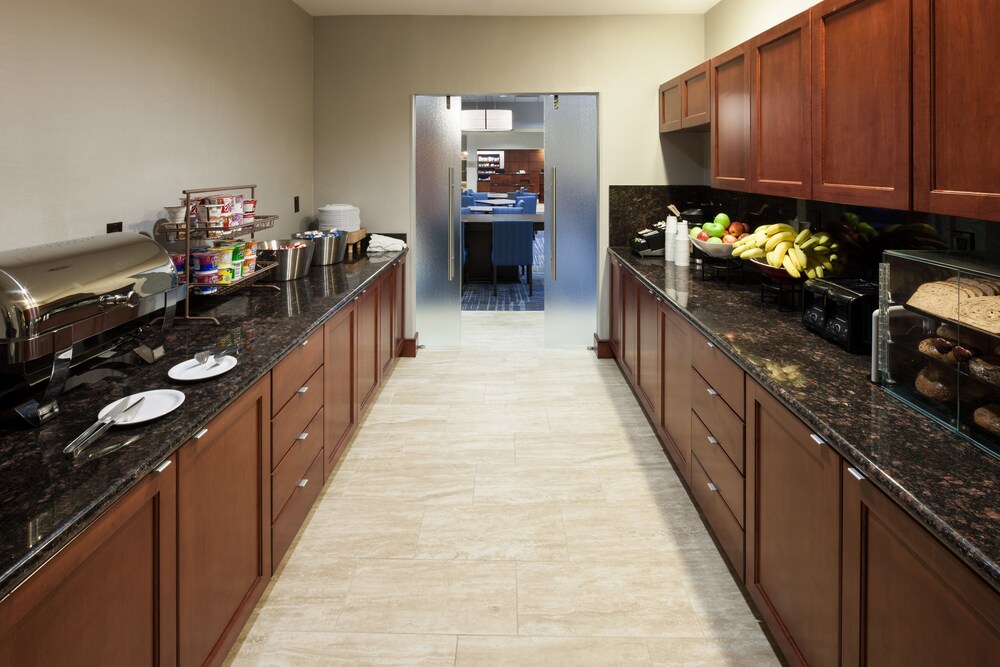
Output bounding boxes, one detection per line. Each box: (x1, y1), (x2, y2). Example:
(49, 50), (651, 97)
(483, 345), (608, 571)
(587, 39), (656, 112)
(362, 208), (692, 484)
(97, 389), (185, 425)
(168, 356), (238, 382)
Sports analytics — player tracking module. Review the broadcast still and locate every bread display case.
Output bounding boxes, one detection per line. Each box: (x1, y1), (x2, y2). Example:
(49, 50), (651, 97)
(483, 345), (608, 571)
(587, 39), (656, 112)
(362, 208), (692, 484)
(879, 250), (1000, 459)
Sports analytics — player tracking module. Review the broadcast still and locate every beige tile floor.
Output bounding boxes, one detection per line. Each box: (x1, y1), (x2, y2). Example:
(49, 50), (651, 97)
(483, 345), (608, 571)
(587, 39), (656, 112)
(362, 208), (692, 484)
(225, 312), (780, 666)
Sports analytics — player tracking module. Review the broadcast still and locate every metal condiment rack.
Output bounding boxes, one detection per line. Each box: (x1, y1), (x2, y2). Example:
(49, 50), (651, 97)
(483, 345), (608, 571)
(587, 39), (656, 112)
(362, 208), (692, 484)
(177, 184), (280, 325)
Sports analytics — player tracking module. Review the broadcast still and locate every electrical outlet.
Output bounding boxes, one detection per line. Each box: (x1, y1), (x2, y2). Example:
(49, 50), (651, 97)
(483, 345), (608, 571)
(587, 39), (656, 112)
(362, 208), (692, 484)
(106, 221), (123, 234)
(294, 196), (300, 213)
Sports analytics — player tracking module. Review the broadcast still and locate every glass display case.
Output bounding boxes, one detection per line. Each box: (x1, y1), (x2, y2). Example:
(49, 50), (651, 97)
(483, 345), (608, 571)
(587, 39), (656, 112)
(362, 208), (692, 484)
(879, 250), (1000, 460)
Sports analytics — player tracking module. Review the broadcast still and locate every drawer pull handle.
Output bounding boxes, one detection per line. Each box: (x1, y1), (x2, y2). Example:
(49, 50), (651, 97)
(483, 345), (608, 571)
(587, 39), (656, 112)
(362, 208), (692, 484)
(707, 436), (719, 445)
(707, 482), (719, 492)
(848, 467), (866, 482)
(154, 460), (172, 474)
(194, 428), (209, 440)
(302, 339), (309, 347)
(297, 479), (309, 488)
(707, 341), (715, 348)
(297, 386), (309, 394)
(809, 433), (826, 446)
(706, 388), (719, 396)
(298, 432), (309, 440)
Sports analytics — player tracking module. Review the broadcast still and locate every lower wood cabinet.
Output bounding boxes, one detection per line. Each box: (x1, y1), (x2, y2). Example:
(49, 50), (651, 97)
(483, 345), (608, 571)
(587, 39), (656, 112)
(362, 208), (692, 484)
(324, 301), (358, 477)
(0, 460), (177, 667)
(620, 268), (638, 382)
(379, 268), (394, 376)
(746, 379), (840, 667)
(842, 462), (1000, 665)
(609, 257), (623, 358)
(636, 284), (661, 420)
(357, 283), (380, 411)
(177, 375), (271, 667)
(393, 257), (406, 356)
(660, 304), (692, 481)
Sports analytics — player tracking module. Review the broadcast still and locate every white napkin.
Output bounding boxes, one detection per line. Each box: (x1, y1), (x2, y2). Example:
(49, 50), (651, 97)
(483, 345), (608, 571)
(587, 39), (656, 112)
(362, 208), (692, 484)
(367, 234), (407, 253)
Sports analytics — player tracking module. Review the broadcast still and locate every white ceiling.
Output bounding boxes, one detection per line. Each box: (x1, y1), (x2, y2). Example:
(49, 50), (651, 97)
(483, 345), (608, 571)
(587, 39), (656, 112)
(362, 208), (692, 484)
(292, 0), (721, 17)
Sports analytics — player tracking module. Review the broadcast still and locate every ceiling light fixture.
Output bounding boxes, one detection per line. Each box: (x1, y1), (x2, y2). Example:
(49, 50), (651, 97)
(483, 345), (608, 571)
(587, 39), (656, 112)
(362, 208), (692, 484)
(460, 109), (513, 132)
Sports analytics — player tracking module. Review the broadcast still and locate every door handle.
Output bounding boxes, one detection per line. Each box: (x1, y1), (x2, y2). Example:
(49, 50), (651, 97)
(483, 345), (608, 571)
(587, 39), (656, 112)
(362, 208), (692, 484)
(550, 165), (557, 281)
(447, 167), (455, 282)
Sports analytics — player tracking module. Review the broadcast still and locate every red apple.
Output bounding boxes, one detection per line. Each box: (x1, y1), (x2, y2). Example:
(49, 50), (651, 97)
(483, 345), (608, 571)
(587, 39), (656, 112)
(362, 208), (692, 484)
(722, 234), (737, 244)
(737, 233), (749, 240)
(696, 230), (710, 242)
(728, 221), (745, 236)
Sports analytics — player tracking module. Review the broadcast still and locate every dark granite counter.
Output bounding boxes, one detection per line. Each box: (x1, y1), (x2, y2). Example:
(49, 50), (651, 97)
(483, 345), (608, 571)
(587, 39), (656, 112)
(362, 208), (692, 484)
(0, 252), (404, 599)
(610, 248), (1000, 593)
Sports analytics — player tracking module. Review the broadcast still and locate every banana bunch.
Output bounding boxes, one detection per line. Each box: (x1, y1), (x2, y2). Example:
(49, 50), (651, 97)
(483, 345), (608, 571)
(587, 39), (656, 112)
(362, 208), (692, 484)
(731, 224), (844, 279)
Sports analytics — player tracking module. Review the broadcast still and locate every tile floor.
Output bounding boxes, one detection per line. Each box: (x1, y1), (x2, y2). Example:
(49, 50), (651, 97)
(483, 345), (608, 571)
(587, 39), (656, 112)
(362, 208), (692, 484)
(225, 312), (780, 666)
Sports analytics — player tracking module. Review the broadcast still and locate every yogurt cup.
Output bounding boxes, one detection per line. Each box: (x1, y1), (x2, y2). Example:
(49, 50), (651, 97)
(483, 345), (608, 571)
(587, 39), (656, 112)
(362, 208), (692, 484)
(191, 252), (220, 271)
(217, 267), (234, 284)
(242, 199), (257, 213)
(243, 255), (257, 273)
(193, 269), (220, 284)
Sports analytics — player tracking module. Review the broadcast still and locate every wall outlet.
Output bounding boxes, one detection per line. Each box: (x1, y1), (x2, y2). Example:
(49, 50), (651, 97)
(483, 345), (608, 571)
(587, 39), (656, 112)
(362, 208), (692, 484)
(106, 221), (123, 233)
(294, 196), (300, 213)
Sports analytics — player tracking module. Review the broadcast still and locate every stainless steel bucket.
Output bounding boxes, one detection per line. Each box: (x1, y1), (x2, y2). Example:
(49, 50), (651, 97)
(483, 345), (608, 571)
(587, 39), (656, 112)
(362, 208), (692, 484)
(258, 240), (315, 281)
(294, 232), (346, 266)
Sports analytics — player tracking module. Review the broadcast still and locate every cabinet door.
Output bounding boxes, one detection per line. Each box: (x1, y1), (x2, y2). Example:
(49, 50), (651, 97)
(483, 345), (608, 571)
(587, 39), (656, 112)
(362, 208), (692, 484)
(357, 283), (380, 410)
(609, 257), (622, 357)
(680, 62), (710, 129)
(379, 271), (394, 376)
(711, 42), (751, 191)
(0, 462), (176, 667)
(177, 375), (271, 667)
(661, 305), (692, 482)
(842, 463), (1000, 665)
(811, 0), (910, 209)
(394, 258), (405, 354)
(621, 271), (638, 382)
(325, 301), (357, 476)
(746, 380), (841, 667)
(750, 11), (812, 198)
(636, 285), (661, 420)
(659, 77), (682, 133)
(913, 0), (1000, 222)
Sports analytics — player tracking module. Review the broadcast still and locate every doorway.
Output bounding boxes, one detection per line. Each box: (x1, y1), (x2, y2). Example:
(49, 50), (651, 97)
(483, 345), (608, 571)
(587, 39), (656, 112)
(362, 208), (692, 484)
(414, 93), (598, 349)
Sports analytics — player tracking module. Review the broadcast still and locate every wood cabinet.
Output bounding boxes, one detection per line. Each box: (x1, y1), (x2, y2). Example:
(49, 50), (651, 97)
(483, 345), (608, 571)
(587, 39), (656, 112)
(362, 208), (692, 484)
(913, 0), (1000, 222)
(842, 462), (1000, 664)
(393, 257), (406, 356)
(659, 62), (709, 133)
(620, 270), (638, 383)
(811, 0), (911, 209)
(176, 375), (271, 667)
(636, 284), (661, 420)
(749, 11), (812, 199)
(609, 257), (623, 358)
(660, 305), (692, 481)
(746, 379), (840, 667)
(379, 268), (395, 376)
(711, 42), (751, 191)
(0, 460), (177, 667)
(324, 301), (358, 477)
(357, 281), (380, 411)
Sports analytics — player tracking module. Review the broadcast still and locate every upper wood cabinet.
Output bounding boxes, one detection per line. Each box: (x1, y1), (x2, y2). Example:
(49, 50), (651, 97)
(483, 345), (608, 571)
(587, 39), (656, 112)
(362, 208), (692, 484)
(711, 43), (751, 191)
(750, 11), (812, 199)
(811, 0), (911, 209)
(659, 63), (710, 133)
(913, 0), (1000, 222)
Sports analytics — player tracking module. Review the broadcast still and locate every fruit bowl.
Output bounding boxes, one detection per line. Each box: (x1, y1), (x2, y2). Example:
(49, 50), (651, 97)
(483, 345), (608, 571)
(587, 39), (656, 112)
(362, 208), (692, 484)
(748, 257), (805, 282)
(691, 237), (735, 258)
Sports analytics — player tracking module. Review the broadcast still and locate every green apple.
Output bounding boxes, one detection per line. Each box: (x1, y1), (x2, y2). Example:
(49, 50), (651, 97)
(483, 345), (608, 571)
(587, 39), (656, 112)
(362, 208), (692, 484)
(706, 236), (723, 244)
(713, 212), (731, 227)
(689, 226), (703, 239)
(703, 221), (726, 237)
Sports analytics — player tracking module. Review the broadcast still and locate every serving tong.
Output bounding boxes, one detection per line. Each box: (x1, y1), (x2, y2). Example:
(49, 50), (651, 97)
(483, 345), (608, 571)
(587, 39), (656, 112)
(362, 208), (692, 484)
(63, 396), (146, 454)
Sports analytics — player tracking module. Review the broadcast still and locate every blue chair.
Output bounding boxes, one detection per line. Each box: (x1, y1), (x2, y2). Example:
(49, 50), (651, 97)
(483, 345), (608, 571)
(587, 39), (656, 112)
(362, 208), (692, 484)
(492, 218), (534, 296)
(461, 194), (474, 207)
(472, 192), (489, 201)
(515, 194), (537, 214)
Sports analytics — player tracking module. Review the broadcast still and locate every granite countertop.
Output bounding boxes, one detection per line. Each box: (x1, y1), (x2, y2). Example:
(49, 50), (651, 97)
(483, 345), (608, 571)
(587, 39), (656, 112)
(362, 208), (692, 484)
(610, 248), (1000, 593)
(0, 251), (404, 599)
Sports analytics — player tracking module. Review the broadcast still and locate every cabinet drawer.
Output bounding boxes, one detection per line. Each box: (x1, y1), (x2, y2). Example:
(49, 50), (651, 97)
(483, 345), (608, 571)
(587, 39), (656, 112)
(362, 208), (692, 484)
(272, 408), (324, 522)
(692, 411), (744, 526)
(271, 365), (323, 468)
(691, 370), (745, 472)
(692, 453), (745, 581)
(691, 336), (744, 418)
(272, 448), (323, 569)
(272, 329), (323, 416)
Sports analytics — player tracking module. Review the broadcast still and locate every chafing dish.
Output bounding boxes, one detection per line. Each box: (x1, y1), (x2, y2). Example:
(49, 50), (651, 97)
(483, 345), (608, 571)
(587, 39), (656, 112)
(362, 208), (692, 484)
(0, 233), (185, 425)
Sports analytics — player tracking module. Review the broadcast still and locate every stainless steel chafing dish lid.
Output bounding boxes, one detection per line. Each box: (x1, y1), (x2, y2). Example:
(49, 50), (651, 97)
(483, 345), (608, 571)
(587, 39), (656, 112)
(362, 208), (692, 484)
(0, 233), (180, 364)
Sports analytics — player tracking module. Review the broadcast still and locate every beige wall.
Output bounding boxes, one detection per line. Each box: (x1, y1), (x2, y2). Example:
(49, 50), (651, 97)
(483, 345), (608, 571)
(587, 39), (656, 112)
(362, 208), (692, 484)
(314, 14), (705, 338)
(0, 0), (314, 247)
(704, 0), (816, 58)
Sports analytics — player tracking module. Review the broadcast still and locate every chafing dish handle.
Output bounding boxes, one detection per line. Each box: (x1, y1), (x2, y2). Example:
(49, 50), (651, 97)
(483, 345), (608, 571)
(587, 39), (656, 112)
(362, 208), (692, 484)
(14, 345), (75, 427)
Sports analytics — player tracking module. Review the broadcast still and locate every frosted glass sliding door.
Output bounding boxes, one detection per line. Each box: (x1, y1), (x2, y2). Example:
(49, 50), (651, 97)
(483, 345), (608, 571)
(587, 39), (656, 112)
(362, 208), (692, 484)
(543, 94), (598, 348)
(414, 95), (462, 347)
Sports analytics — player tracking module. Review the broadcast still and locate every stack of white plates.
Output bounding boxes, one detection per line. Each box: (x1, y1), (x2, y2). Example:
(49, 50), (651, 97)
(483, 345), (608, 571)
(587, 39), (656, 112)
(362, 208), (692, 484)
(317, 204), (361, 232)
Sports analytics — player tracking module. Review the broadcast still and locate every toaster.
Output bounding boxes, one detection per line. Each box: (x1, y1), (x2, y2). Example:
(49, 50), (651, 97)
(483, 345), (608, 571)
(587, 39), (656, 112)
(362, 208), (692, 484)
(630, 221), (669, 257)
(802, 277), (879, 354)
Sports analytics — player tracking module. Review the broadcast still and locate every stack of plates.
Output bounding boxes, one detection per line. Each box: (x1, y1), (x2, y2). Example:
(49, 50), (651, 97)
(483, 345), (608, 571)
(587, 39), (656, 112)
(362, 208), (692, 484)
(318, 204), (361, 232)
